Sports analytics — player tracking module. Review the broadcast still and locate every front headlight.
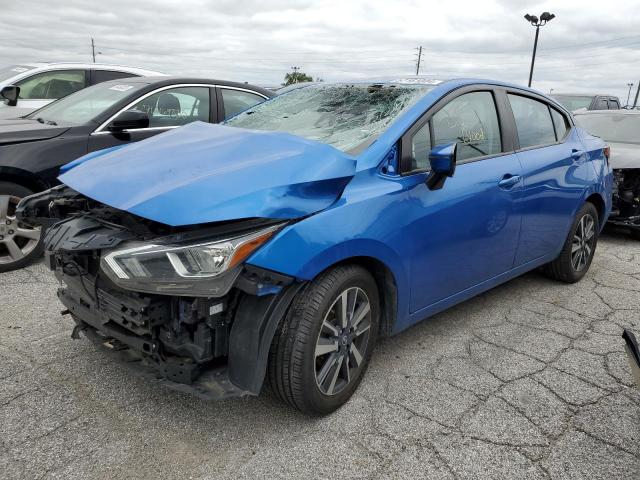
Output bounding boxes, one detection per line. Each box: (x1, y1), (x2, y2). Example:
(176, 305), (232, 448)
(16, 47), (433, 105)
(101, 224), (281, 296)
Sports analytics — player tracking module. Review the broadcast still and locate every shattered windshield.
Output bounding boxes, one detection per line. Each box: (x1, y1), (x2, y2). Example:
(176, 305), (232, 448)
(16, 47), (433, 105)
(224, 84), (434, 152)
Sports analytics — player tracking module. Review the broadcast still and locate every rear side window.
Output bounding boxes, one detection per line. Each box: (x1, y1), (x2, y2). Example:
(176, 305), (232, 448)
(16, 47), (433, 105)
(220, 89), (265, 119)
(508, 94), (556, 149)
(608, 99), (620, 109)
(93, 70), (137, 84)
(550, 108), (570, 141)
(431, 91), (502, 161)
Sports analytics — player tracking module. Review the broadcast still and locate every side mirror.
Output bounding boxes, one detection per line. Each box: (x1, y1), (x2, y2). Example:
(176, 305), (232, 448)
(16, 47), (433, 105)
(0, 85), (20, 106)
(426, 142), (457, 190)
(107, 109), (150, 132)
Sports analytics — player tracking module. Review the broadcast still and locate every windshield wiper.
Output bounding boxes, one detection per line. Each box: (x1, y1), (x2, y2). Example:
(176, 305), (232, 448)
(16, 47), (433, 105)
(35, 117), (57, 126)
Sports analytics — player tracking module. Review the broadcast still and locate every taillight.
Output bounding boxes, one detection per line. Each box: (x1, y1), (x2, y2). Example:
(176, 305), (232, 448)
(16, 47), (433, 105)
(603, 145), (610, 164)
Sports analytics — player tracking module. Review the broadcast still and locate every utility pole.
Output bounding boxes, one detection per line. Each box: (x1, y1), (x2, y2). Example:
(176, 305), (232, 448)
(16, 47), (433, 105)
(633, 81), (640, 109)
(524, 12), (555, 87)
(91, 37), (96, 63)
(415, 46), (423, 75)
(626, 82), (634, 107)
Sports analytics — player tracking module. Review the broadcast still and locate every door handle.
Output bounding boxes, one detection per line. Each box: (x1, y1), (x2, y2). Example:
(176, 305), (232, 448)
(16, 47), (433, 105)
(571, 149), (585, 160)
(498, 174), (521, 190)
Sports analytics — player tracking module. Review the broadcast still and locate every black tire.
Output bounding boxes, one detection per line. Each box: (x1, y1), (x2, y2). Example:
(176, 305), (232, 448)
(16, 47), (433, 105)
(0, 182), (44, 273)
(630, 229), (640, 241)
(268, 264), (379, 415)
(542, 202), (599, 283)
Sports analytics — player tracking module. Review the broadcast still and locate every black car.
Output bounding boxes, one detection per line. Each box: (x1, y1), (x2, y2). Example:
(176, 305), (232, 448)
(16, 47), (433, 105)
(551, 93), (621, 112)
(0, 77), (273, 271)
(574, 110), (640, 238)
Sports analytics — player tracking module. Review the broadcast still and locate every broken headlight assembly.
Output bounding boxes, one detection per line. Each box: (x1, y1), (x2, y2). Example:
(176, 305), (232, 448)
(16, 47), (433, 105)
(101, 224), (281, 296)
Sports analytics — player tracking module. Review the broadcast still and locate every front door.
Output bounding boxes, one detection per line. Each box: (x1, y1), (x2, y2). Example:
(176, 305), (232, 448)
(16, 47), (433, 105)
(404, 90), (523, 313)
(88, 86), (211, 152)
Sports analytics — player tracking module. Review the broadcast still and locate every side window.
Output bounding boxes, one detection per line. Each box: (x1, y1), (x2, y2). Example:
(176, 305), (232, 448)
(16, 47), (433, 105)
(608, 99), (620, 109)
(550, 108), (570, 141)
(594, 98), (608, 110)
(431, 91), (502, 161)
(508, 94), (556, 149)
(93, 70), (137, 84)
(220, 89), (265, 119)
(410, 122), (432, 170)
(16, 70), (86, 100)
(130, 86), (210, 128)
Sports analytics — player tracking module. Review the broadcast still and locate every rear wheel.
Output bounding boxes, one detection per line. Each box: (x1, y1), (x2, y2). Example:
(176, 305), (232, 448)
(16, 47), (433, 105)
(630, 229), (640, 241)
(268, 265), (379, 414)
(542, 202), (599, 283)
(0, 182), (43, 273)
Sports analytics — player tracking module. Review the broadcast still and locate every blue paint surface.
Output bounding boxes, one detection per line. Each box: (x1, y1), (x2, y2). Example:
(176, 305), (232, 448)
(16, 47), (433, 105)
(59, 122), (356, 226)
(59, 78), (613, 334)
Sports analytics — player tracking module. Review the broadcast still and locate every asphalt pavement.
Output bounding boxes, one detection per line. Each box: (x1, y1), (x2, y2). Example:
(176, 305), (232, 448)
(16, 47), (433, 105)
(1, 230), (639, 479)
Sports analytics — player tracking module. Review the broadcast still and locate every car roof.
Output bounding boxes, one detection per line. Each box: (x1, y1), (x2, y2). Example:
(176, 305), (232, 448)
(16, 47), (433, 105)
(97, 76), (275, 97)
(16, 62), (166, 76)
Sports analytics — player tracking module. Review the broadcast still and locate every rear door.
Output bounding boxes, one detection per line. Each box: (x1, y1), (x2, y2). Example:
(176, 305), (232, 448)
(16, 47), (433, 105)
(401, 88), (523, 312)
(507, 92), (591, 265)
(88, 85), (212, 152)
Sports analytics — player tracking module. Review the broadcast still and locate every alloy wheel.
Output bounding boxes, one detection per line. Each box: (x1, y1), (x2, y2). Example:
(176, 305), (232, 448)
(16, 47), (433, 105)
(0, 195), (41, 266)
(314, 286), (372, 396)
(571, 213), (595, 272)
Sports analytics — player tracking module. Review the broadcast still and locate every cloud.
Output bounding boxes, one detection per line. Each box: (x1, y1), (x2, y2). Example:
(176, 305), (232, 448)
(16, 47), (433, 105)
(1, 0), (639, 100)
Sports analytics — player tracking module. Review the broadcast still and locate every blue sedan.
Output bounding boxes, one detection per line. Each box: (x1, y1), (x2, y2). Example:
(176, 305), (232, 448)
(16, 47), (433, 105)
(19, 78), (612, 414)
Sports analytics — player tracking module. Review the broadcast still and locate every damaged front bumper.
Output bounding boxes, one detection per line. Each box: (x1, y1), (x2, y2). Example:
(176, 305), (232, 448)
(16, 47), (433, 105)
(610, 169), (640, 231)
(19, 187), (304, 400)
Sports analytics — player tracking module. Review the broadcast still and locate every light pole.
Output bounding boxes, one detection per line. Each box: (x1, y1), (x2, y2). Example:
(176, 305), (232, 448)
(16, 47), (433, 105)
(626, 82), (634, 107)
(524, 12), (555, 88)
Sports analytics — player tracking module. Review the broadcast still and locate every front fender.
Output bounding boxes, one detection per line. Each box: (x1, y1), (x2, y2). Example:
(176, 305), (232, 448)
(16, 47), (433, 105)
(248, 230), (410, 330)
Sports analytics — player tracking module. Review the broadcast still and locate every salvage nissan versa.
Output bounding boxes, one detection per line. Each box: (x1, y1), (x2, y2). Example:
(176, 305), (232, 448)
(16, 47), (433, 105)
(17, 78), (612, 414)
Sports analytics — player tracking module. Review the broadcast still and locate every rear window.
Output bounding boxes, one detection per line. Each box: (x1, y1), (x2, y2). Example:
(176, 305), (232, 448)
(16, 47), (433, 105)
(508, 94), (556, 149)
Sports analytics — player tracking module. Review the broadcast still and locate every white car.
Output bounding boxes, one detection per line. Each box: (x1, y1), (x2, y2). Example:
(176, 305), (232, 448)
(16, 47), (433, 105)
(0, 62), (165, 118)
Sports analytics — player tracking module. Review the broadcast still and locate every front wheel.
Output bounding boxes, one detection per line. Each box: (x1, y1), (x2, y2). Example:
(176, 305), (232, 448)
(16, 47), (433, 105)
(542, 202), (599, 283)
(0, 182), (44, 273)
(268, 265), (379, 414)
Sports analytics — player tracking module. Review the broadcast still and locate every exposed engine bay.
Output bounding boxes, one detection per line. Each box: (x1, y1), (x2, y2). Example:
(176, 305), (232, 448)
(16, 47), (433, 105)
(610, 169), (640, 232)
(17, 186), (303, 398)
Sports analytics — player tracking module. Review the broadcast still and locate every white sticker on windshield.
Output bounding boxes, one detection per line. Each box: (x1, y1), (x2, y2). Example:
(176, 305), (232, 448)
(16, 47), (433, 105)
(11, 67), (28, 73)
(109, 84), (134, 92)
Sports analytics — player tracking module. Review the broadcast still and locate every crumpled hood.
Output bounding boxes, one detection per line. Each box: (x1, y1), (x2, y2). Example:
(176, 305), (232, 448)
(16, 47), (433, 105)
(0, 118), (70, 145)
(59, 122), (357, 226)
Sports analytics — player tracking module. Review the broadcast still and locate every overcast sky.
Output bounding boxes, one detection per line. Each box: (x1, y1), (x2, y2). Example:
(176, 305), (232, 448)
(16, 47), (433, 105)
(2, 0), (639, 101)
